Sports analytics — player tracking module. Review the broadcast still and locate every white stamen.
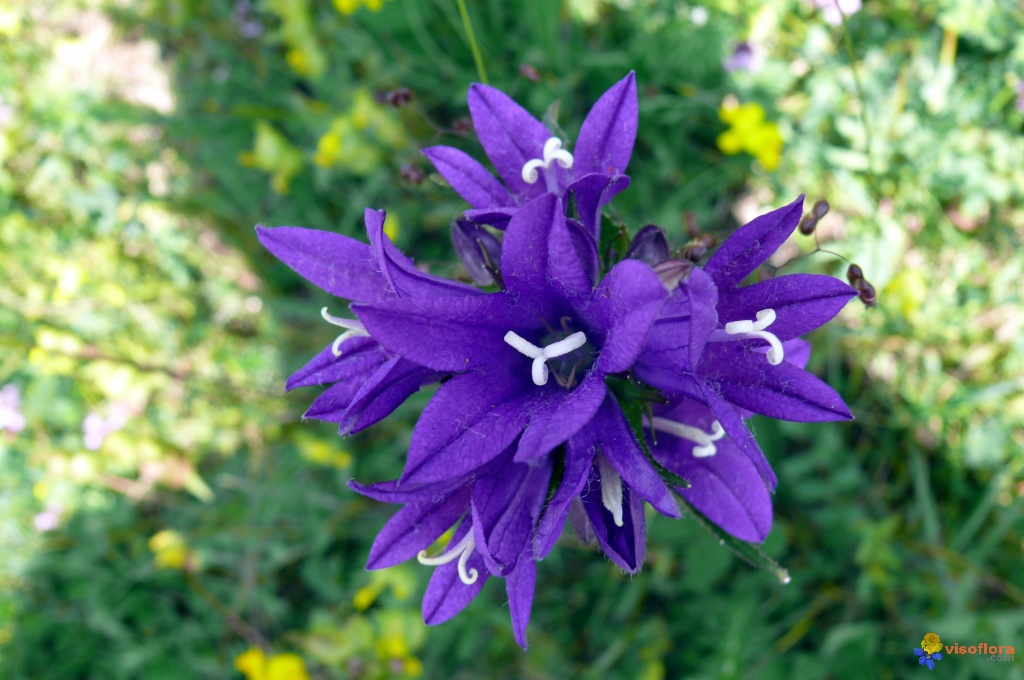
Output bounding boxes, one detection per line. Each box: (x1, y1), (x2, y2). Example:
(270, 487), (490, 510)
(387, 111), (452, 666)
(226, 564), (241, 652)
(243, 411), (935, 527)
(650, 417), (726, 458)
(721, 308), (784, 365)
(597, 452), (624, 527)
(417, 530), (479, 585)
(521, 137), (574, 184)
(504, 330), (587, 386)
(321, 307), (369, 356)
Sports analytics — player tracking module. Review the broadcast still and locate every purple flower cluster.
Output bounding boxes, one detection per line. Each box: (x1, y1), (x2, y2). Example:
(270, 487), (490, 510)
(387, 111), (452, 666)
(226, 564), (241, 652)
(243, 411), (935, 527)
(259, 73), (856, 647)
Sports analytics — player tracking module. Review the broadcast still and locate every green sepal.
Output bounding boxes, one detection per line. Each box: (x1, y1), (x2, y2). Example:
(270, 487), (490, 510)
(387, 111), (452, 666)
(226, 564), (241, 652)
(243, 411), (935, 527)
(676, 494), (791, 585)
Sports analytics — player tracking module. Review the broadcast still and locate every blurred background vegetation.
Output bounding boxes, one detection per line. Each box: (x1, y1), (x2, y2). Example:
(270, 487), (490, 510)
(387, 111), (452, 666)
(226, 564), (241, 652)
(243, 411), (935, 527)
(1, 0), (1022, 677)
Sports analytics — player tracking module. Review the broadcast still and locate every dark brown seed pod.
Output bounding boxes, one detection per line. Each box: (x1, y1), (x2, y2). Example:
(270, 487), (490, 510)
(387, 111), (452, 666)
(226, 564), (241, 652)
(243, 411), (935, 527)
(812, 199), (830, 219)
(519, 64), (540, 83)
(680, 234), (717, 262)
(684, 211), (700, 238)
(400, 164), (426, 185)
(846, 263), (864, 286)
(451, 117), (474, 135)
(798, 216), (818, 235)
(378, 87), (412, 107)
(857, 280), (877, 307)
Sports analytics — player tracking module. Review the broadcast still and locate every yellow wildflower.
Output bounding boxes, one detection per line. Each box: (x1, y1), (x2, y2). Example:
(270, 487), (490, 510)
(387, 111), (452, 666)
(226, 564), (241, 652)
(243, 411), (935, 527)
(334, 0), (386, 15)
(921, 632), (942, 655)
(266, 653), (310, 680)
(235, 648), (267, 680)
(717, 101), (784, 171)
(148, 530), (196, 571)
(238, 121), (304, 195)
(234, 648), (311, 680)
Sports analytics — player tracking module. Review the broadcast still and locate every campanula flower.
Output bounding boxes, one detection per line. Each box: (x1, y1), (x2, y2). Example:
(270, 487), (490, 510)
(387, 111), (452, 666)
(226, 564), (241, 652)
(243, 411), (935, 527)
(261, 75), (858, 649)
(635, 197), (856, 489)
(422, 73), (637, 236)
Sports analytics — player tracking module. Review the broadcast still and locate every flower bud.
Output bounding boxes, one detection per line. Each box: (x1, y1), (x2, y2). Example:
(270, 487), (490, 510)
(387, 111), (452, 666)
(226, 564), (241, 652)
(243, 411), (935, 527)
(625, 224), (670, 266)
(857, 280), (877, 307)
(846, 263), (864, 286)
(377, 87), (412, 107)
(519, 64), (540, 83)
(451, 219), (502, 285)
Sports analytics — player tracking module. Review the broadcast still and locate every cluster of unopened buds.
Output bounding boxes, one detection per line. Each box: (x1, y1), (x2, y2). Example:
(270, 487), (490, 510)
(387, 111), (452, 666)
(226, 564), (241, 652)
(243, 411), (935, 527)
(259, 73), (861, 648)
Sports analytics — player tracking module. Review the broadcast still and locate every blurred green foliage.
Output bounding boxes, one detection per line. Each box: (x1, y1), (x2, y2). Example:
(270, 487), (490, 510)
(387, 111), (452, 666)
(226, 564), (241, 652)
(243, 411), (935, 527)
(1, 0), (1023, 678)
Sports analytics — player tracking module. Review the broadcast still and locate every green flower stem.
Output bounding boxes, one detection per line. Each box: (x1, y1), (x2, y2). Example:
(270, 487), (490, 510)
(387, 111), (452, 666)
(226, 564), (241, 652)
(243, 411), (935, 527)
(456, 0), (488, 84)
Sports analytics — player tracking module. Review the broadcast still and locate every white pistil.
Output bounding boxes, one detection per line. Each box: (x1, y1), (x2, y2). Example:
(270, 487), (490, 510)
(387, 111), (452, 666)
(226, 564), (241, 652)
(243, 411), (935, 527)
(503, 330), (587, 386)
(597, 452), (624, 527)
(521, 137), (574, 186)
(650, 417), (726, 458)
(321, 307), (369, 356)
(417, 530), (479, 585)
(722, 308), (784, 365)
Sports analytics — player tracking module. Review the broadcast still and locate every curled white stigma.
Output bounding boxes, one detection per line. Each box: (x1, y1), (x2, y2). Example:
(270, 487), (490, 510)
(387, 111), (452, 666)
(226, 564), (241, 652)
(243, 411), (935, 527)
(503, 330), (587, 386)
(723, 308), (784, 365)
(321, 307), (369, 356)
(650, 417), (726, 458)
(521, 137), (574, 184)
(417, 530), (479, 585)
(597, 452), (624, 527)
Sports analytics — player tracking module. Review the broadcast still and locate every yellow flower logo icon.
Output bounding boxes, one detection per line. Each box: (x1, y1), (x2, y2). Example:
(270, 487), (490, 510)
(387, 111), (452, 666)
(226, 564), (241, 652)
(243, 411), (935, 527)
(921, 633), (942, 655)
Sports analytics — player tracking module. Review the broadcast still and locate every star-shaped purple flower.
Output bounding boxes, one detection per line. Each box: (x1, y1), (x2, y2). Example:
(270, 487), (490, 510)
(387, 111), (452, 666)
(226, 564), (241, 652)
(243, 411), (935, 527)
(423, 72), (638, 238)
(342, 193), (679, 647)
(634, 196), (857, 489)
(257, 208), (477, 434)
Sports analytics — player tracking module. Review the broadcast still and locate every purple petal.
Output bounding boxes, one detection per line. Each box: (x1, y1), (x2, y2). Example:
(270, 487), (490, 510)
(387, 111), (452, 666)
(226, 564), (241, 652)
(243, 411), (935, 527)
(633, 268), (717, 387)
(505, 552), (536, 649)
(256, 226), (385, 302)
(422, 146), (513, 209)
(567, 497), (596, 545)
(402, 370), (534, 485)
(592, 396), (680, 519)
(365, 208), (479, 298)
(703, 345), (853, 422)
(452, 219), (503, 286)
(781, 338), (811, 370)
(717, 273), (857, 341)
(534, 434), (597, 559)
(588, 259), (668, 374)
(304, 380), (369, 422)
(365, 485), (472, 569)
(581, 473), (646, 573)
(422, 521), (490, 625)
(567, 173), (630, 239)
(463, 207), (516, 228)
(353, 293), (528, 372)
(573, 72), (638, 177)
(338, 358), (442, 435)
(567, 218), (600, 287)
(697, 381), (777, 490)
(515, 373), (607, 463)
(468, 84), (552, 200)
(349, 476), (466, 503)
(286, 338), (385, 390)
(472, 457), (551, 575)
(652, 400), (771, 542)
(501, 194), (590, 298)
(702, 196), (804, 288)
